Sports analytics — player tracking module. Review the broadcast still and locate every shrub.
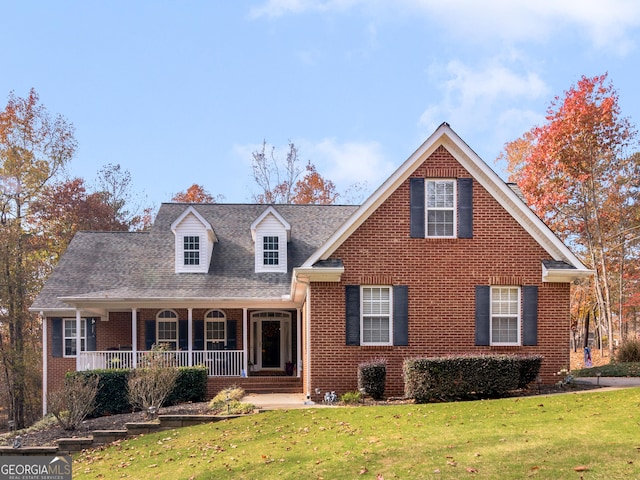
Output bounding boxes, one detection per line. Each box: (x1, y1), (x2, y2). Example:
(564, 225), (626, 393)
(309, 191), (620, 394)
(340, 391), (362, 404)
(165, 366), (208, 405)
(615, 337), (640, 363)
(358, 358), (387, 400)
(404, 354), (543, 403)
(48, 374), (100, 430)
(208, 385), (245, 410)
(208, 386), (254, 414)
(128, 359), (179, 418)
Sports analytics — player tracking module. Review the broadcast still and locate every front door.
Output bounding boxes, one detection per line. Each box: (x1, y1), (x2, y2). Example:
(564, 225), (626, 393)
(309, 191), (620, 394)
(261, 320), (281, 368)
(251, 311), (291, 371)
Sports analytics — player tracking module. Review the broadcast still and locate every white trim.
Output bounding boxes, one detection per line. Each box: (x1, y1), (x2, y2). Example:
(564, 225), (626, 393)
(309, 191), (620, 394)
(250, 311), (292, 370)
(131, 308), (138, 368)
(250, 206), (291, 241)
(426, 178), (457, 238)
(303, 123), (591, 278)
(170, 205), (216, 240)
(156, 309), (179, 350)
(204, 309), (227, 349)
(42, 313), (48, 416)
(360, 286), (393, 346)
(490, 286), (521, 346)
(187, 308), (193, 366)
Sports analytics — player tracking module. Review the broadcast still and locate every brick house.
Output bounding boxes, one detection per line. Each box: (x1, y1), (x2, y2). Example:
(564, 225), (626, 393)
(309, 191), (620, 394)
(31, 123), (591, 411)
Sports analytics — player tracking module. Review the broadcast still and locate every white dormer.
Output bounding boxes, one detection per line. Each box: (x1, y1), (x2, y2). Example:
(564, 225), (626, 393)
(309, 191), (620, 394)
(251, 206), (291, 273)
(171, 206), (217, 273)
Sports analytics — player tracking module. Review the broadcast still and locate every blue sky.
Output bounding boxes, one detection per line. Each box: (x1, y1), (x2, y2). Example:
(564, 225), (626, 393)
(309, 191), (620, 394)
(2, 0), (640, 207)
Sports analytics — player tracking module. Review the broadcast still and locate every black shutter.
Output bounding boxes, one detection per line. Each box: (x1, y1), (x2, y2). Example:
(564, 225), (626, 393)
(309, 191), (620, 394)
(86, 318), (97, 351)
(458, 178), (473, 238)
(145, 320), (156, 350)
(226, 320), (237, 349)
(345, 285), (360, 346)
(52, 318), (63, 358)
(193, 320), (204, 350)
(522, 286), (539, 346)
(393, 285), (409, 346)
(410, 178), (425, 238)
(475, 286), (490, 346)
(179, 320), (188, 351)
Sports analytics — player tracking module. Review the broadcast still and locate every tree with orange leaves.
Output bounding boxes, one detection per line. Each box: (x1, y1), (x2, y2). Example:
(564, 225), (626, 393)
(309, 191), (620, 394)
(0, 89), (77, 427)
(172, 183), (222, 203)
(251, 141), (340, 204)
(501, 74), (639, 356)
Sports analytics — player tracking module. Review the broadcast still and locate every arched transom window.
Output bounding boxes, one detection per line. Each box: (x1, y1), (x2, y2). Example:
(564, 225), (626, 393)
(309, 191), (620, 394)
(205, 309), (226, 350)
(156, 309), (178, 350)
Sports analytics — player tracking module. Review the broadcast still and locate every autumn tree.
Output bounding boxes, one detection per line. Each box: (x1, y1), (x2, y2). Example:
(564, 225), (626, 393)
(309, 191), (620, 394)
(0, 89), (77, 427)
(251, 141), (341, 204)
(93, 163), (153, 231)
(172, 183), (222, 203)
(291, 161), (339, 204)
(30, 177), (130, 264)
(500, 74), (639, 356)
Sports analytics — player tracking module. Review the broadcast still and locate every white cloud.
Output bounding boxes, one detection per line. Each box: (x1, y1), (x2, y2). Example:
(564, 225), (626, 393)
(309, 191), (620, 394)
(250, 0), (640, 52)
(233, 138), (395, 202)
(419, 59), (549, 137)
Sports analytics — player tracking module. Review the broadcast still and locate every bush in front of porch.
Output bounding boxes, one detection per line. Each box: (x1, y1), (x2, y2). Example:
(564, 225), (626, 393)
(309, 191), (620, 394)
(67, 366), (208, 417)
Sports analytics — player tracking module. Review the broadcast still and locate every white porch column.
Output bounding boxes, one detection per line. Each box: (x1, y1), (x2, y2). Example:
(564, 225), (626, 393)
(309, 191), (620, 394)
(296, 307), (302, 378)
(188, 308), (193, 366)
(41, 313), (48, 416)
(243, 308), (248, 376)
(75, 309), (82, 371)
(131, 308), (138, 368)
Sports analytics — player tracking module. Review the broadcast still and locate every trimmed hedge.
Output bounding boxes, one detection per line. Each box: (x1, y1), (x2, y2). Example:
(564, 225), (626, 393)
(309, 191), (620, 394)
(403, 354), (543, 403)
(66, 366), (209, 416)
(358, 358), (387, 400)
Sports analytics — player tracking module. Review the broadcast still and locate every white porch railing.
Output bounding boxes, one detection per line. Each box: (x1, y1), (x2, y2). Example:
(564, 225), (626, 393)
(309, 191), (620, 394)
(78, 350), (245, 377)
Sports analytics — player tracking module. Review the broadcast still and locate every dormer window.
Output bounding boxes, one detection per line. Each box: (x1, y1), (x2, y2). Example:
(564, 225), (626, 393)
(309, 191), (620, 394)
(251, 206), (290, 273)
(263, 236), (279, 266)
(171, 206), (217, 274)
(183, 236), (200, 265)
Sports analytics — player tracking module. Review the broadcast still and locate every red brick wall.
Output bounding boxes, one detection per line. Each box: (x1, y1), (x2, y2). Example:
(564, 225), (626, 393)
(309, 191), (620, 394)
(307, 146), (571, 400)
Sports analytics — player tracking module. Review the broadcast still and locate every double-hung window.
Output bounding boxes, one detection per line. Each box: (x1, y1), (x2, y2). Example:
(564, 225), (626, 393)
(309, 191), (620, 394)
(426, 179), (456, 237)
(490, 286), (520, 345)
(64, 319), (86, 356)
(263, 236), (279, 266)
(361, 286), (392, 345)
(157, 310), (178, 350)
(183, 236), (200, 265)
(205, 309), (226, 350)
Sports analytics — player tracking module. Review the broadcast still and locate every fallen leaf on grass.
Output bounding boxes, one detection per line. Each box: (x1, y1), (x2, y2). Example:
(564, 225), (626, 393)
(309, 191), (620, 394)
(466, 467), (478, 473)
(359, 468), (368, 475)
(574, 466), (589, 472)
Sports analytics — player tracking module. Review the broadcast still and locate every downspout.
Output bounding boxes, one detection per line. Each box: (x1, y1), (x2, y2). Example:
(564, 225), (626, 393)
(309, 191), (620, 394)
(41, 312), (47, 416)
(296, 307), (301, 379)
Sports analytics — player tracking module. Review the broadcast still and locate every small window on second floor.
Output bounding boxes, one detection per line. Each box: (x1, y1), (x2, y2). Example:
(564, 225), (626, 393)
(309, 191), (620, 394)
(184, 236), (200, 265)
(263, 236), (279, 266)
(426, 180), (456, 237)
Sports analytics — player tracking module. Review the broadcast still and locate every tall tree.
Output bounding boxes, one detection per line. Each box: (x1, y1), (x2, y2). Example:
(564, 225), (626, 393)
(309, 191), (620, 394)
(30, 178), (129, 264)
(291, 161), (339, 204)
(500, 74), (639, 356)
(93, 163), (153, 231)
(251, 141), (341, 204)
(172, 183), (222, 203)
(0, 89), (77, 427)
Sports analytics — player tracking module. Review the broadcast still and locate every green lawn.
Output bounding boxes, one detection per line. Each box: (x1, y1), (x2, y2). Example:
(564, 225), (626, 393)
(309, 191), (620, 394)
(74, 388), (640, 479)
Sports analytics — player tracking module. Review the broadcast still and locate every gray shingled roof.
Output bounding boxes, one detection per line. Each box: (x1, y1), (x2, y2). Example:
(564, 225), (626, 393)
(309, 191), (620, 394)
(31, 203), (358, 310)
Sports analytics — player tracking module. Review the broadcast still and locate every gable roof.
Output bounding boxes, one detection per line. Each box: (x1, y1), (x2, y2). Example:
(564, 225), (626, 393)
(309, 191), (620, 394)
(303, 123), (591, 282)
(170, 205), (217, 243)
(250, 205), (292, 241)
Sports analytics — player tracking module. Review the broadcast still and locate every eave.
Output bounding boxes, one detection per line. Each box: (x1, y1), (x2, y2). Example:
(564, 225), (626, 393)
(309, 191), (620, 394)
(542, 263), (594, 284)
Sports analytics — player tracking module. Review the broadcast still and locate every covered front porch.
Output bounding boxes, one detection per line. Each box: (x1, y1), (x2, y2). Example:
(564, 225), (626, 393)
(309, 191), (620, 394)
(62, 306), (301, 380)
